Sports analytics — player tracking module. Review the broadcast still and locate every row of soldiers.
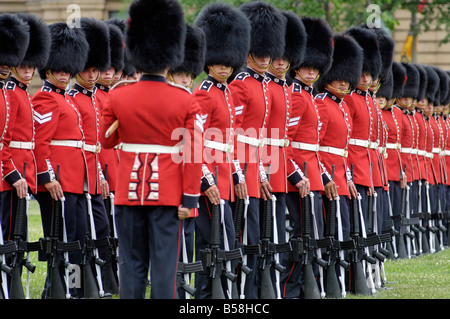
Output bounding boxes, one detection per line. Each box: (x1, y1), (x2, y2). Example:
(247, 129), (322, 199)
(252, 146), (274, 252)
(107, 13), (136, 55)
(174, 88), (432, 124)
(0, 0), (449, 300)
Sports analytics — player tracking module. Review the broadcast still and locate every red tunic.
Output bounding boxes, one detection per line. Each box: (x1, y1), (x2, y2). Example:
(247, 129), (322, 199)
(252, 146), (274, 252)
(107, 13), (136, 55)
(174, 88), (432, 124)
(415, 109), (428, 181)
(286, 78), (328, 192)
(399, 108), (414, 182)
(68, 83), (102, 195)
(99, 74), (203, 208)
(3, 78), (37, 193)
(429, 115), (442, 184)
(193, 76), (237, 201)
(381, 106), (404, 181)
(316, 90), (352, 197)
(444, 116), (450, 185)
(424, 116), (437, 185)
(32, 81), (87, 194)
(438, 116), (447, 185)
(0, 81), (11, 192)
(228, 68), (272, 198)
(95, 83), (119, 192)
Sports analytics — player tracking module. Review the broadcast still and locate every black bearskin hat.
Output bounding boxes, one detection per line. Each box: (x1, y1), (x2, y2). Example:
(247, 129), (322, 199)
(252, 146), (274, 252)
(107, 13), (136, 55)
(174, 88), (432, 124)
(280, 11), (306, 70)
(376, 70), (393, 100)
(16, 13), (50, 70)
(298, 17), (333, 76)
(80, 18), (110, 72)
(432, 67), (449, 106)
(413, 64), (428, 102)
(0, 13), (30, 67)
(361, 25), (394, 85)
(344, 27), (381, 80)
(424, 65), (440, 105)
(240, 1), (286, 59)
(38, 22), (89, 79)
(170, 24), (206, 78)
(195, 2), (250, 71)
(445, 70), (450, 106)
(391, 62), (406, 100)
(106, 23), (125, 72)
(315, 34), (363, 93)
(401, 62), (420, 99)
(126, 0), (186, 74)
(106, 18), (135, 77)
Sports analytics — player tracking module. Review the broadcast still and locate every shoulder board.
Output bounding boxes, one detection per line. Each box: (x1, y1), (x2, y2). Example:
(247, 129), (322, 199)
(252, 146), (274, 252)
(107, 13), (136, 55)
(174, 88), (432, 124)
(199, 80), (213, 92)
(67, 89), (79, 97)
(315, 93), (326, 100)
(168, 81), (192, 94)
(292, 82), (302, 93)
(234, 72), (250, 81)
(5, 81), (16, 91)
(41, 86), (52, 93)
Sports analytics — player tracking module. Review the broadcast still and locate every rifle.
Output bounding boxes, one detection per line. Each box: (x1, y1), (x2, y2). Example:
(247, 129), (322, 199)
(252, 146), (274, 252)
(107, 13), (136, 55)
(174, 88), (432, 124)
(300, 162), (322, 299)
(396, 165), (408, 259)
(83, 193), (112, 298)
(102, 164), (119, 295)
(39, 164), (81, 299)
(384, 188), (399, 259)
(347, 164), (372, 295)
(0, 221), (16, 299)
(323, 165), (349, 298)
(199, 166), (242, 299)
(177, 220), (203, 298)
(9, 163), (40, 299)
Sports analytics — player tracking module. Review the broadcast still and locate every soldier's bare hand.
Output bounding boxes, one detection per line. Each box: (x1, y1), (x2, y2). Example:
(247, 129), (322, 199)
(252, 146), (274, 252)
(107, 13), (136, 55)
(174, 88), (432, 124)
(295, 178), (310, 198)
(100, 179), (110, 199)
(234, 181), (247, 199)
(324, 180), (338, 200)
(260, 180), (272, 201)
(348, 181), (357, 199)
(13, 178), (28, 199)
(44, 180), (63, 200)
(178, 205), (192, 220)
(205, 184), (220, 205)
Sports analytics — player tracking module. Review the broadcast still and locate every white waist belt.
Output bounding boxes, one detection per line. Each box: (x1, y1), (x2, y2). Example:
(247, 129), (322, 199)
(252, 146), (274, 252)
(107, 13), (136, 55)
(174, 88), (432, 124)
(121, 143), (182, 154)
(319, 146), (348, 158)
(9, 141), (35, 150)
(401, 147), (413, 154)
(204, 139), (234, 153)
(385, 143), (401, 150)
(432, 147), (440, 154)
(236, 134), (264, 148)
(83, 143), (101, 154)
(349, 138), (378, 149)
(418, 150), (426, 156)
(425, 152), (434, 159)
(445, 150), (450, 156)
(291, 141), (319, 152)
(264, 137), (290, 148)
(50, 140), (83, 149)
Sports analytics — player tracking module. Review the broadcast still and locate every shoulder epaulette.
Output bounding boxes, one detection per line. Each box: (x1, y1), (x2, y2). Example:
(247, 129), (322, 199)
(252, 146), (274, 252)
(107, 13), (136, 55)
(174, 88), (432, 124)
(292, 82), (302, 93)
(315, 93), (326, 100)
(234, 72), (250, 82)
(68, 89), (79, 97)
(41, 86), (52, 93)
(199, 80), (214, 92)
(5, 81), (16, 91)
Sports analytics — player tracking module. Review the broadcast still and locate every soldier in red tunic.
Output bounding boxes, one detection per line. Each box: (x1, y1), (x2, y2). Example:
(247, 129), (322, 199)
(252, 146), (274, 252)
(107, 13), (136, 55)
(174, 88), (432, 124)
(343, 27), (382, 235)
(192, 3), (249, 299)
(228, 1), (286, 299)
(99, 0), (203, 299)
(280, 16), (333, 299)
(32, 21), (89, 298)
(1, 14), (49, 241)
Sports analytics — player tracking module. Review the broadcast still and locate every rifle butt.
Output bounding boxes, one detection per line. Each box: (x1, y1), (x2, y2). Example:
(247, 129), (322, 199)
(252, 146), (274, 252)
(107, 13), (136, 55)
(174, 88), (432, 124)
(211, 276), (225, 299)
(351, 261), (371, 295)
(9, 266), (25, 299)
(303, 263), (321, 299)
(259, 267), (275, 299)
(325, 262), (342, 299)
(102, 262), (119, 295)
(47, 265), (66, 299)
(82, 263), (100, 299)
(396, 234), (408, 259)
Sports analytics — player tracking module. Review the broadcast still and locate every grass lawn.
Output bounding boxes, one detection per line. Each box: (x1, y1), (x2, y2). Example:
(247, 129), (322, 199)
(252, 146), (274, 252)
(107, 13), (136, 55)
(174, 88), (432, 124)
(11, 199), (450, 299)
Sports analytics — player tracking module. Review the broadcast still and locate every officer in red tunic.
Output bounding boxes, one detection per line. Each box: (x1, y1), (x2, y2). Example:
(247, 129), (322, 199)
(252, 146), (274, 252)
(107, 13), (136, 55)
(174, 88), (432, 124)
(1, 14), (49, 242)
(281, 16), (333, 299)
(376, 62), (406, 233)
(99, 0), (203, 299)
(68, 19), (111, 276)
(32, 22), (89, 298)
(314, 33), (363, 293)
(228, 1), (286, 299)
(343, 27), (382, 236)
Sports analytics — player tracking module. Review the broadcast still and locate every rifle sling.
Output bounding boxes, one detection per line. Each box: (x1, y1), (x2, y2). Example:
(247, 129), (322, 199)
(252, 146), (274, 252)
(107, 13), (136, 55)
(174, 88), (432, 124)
(177, 260), (203, 274)
(0, 241), (17, 254)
